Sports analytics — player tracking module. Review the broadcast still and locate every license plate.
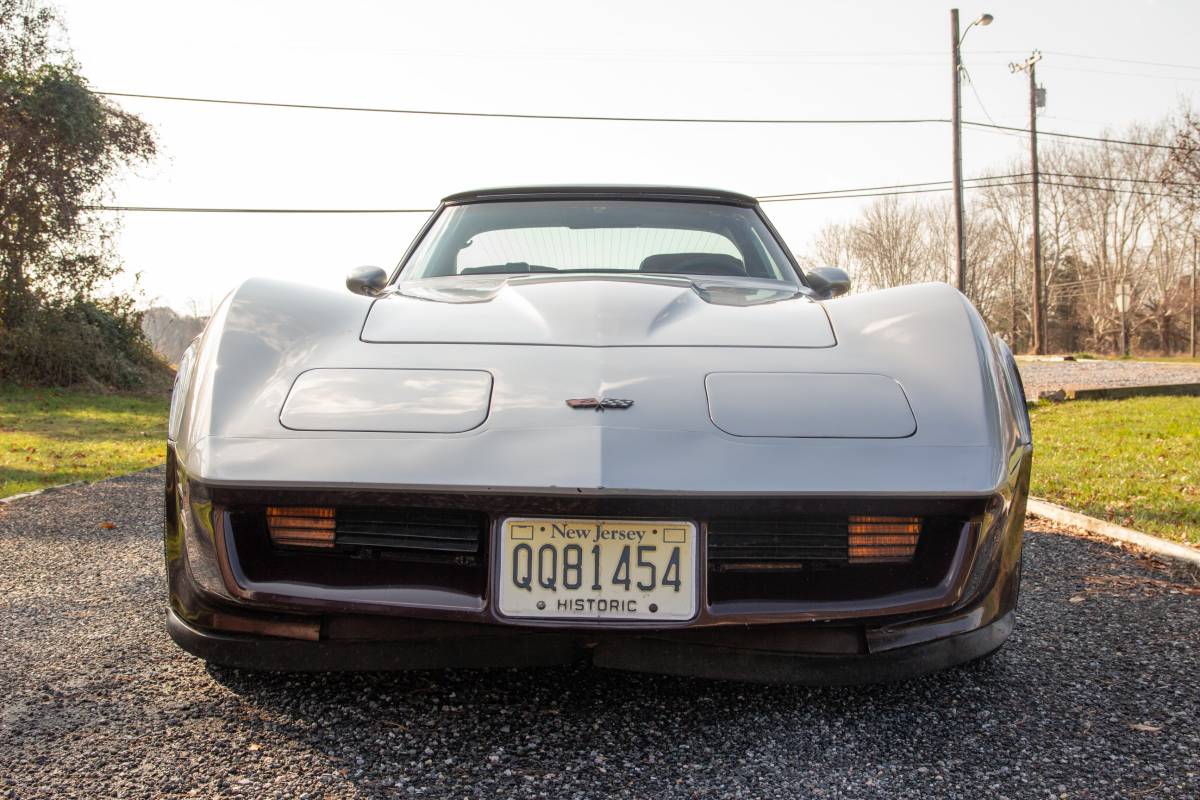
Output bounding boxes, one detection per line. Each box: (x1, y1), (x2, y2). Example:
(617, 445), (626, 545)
(496, 518), (697, 621)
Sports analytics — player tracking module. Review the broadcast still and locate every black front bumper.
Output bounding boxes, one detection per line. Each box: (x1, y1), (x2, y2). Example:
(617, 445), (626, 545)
(167, 607), (1014, 685)
(164, 444), (1029, 684)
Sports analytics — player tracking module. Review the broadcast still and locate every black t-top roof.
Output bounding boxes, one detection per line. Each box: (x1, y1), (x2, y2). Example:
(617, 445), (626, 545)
(441, 185), (759, 206)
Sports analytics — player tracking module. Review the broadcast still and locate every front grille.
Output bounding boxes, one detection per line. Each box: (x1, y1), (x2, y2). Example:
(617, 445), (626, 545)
(334, 508), (486, 565)
(706, 514), (969, 606)
(707, 519), (849, 570)
(215, 485), (984, 612)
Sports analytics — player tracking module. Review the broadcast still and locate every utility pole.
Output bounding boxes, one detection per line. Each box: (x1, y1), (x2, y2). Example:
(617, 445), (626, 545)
(1192, 234), (1197, 358)
(950, 9), (967, 295)
(1121, 302), (1129, 357)
(1011, 51), (1045, 354)
(1115, 282), (1132, 357)
(950, 10), (995, 298)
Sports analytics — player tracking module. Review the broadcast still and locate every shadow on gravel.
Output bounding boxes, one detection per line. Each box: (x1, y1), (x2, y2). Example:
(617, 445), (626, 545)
(3, 472), (1197, 798)
(197, 638), (1023, 790)
(181, 530), (1199, 797)
(203, 651), (1011, 711)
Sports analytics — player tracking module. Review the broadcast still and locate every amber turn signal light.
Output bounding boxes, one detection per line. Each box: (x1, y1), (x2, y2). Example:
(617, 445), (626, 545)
(266, 506), (336, 548)
(848, 515), (921, 562)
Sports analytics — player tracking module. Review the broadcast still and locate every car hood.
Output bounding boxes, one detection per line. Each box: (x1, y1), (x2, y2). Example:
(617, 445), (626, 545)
(360, 274), (835, 347)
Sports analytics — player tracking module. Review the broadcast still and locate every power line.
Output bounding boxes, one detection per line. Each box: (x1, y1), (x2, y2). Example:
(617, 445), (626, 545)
(963, 120), (1188, 151)
(129, 44), (1200, 72)
(757, 173), (1030, 200)
(960, 64), (1000, 127)
(1041, 50), (1200, 72)
(1045, 64), (1200, 83)
(1041, 180), (1194, 199)
(1044, 172), (1200, 188)
(85, 205), (435, 214)
(94, 172), (1196, 215)
(86, 188), (982, 213)
(759, 186), (947, 202)
(146, 43), (1025, 66)
(88, 180), (1033, 214)
(99, 90), (1189, 153)
(85, 170), (1199, 215)
(757, 179), (953, 199)
(759, 180), (1031, 203)
(961, 122), (1037, 142)
(95, 91), (948, 125)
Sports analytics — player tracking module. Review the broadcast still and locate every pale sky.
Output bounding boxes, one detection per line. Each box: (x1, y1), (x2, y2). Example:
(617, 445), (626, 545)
(51, 0), (1200, 313)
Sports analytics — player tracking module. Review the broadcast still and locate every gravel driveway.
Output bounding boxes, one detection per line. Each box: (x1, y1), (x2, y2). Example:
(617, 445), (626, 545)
(1, 468), (1197, 799)
(1017, 359), (1200, 400)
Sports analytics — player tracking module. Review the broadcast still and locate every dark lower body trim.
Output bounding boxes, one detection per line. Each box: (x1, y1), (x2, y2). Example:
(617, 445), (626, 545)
(593, 612), (1013, 684)
(166, 609), (1013, 685)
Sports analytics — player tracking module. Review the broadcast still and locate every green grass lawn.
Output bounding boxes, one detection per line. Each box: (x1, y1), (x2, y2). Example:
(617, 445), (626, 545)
(0, 385), (168, 499)
(1030, 396), (1200, 546)
(2, 383), (1197, 549)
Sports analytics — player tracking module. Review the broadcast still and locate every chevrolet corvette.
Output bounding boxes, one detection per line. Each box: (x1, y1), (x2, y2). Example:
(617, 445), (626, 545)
(164, 185), (1031, 683)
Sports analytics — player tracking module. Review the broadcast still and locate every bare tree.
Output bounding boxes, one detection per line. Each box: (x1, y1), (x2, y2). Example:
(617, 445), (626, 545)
(801, 112), (1199, 355)
(807, 222), (854, 273)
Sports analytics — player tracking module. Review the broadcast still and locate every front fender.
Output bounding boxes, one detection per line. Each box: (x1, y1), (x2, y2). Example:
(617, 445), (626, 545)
(172, 278), (374, 468)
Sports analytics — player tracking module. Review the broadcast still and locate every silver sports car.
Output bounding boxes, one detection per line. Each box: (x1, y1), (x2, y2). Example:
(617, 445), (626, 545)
(165, 185), (1032, 683)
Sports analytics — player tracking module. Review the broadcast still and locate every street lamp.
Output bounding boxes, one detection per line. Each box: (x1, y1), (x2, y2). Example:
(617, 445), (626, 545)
(963, 13), (994, 39)
(950, 9), (993, 297)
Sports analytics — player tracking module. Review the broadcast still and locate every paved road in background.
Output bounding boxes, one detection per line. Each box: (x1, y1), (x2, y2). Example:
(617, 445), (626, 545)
(1017, 359), (1200, 400)
(2, 469), (1198, 799)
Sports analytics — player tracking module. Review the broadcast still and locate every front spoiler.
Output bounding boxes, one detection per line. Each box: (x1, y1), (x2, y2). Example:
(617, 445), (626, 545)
(166, 608), (1014, 685)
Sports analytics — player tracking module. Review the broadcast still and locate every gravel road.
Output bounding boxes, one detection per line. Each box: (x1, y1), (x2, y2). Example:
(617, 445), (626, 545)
(1017, 359), (1200, 400)
(2, 468), (1198, 799)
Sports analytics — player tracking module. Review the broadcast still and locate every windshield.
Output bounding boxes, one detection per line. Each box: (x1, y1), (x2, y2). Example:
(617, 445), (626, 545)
(397, 200), (800, 284)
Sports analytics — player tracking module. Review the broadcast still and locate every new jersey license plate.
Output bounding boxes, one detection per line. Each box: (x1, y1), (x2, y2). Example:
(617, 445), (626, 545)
(496, 518), (697, 621)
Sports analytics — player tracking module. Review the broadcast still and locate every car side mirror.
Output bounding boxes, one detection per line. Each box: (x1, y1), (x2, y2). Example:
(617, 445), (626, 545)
(346, 266), (389, 297)
(806, 267), (851, 299)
